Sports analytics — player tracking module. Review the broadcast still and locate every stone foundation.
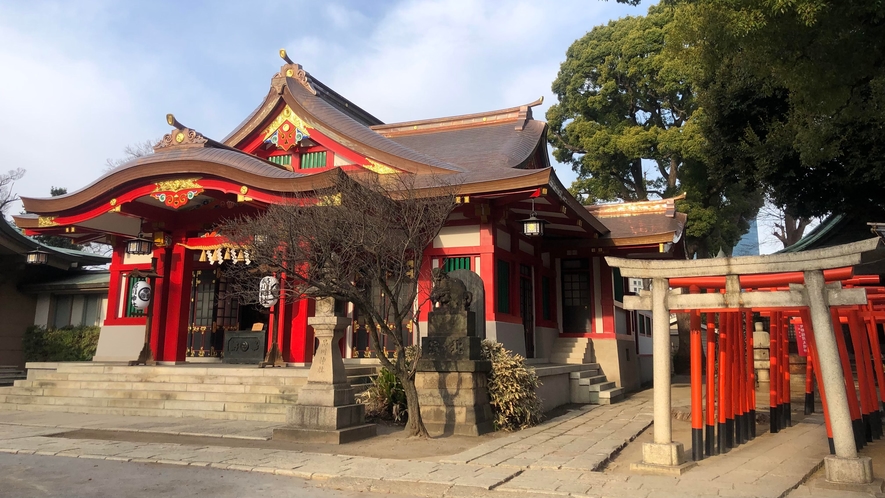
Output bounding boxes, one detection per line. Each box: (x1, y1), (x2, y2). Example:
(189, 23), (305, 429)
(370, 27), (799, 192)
(415, 369), (494, 436)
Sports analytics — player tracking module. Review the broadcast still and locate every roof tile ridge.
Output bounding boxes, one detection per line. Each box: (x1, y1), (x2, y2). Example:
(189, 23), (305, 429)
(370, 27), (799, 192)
(586, 193), (686, 218)
(284, 79), (465, 174)
(371, 97), (544, 136)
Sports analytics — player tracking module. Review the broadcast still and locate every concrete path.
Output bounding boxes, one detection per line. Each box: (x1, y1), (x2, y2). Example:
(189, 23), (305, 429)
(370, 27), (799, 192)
(0, 395), (867, 498)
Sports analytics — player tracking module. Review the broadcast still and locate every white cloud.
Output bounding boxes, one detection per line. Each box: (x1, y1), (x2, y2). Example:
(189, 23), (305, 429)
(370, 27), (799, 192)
(0, 0), (643, 211)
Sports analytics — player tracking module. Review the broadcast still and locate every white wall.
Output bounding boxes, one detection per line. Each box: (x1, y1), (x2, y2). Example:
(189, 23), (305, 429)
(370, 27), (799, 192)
(486, 321), (525, 357)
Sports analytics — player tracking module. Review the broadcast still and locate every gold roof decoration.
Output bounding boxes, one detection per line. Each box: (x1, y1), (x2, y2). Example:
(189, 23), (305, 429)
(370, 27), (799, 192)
(154, 114), (209, 150)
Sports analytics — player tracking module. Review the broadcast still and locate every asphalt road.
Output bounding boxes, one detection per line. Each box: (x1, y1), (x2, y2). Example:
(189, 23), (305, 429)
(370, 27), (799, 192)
(0, 453), (412, 498)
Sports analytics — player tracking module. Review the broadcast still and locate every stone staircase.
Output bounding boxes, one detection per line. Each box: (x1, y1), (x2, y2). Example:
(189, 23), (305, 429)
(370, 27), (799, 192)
(550, 338), (624, 405)
(0, 362), (377, 423)
(0, 366), (26, 387)
(569, 365), (625, 405)
(550, 337), (595, 364)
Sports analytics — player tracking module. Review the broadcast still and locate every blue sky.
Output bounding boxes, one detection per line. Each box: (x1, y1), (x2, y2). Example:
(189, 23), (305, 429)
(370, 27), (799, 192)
(0, 0), (644, 209)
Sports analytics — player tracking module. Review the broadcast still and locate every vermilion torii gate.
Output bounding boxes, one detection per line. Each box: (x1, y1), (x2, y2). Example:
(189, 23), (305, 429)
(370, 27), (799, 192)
(607, 238), (885, 484)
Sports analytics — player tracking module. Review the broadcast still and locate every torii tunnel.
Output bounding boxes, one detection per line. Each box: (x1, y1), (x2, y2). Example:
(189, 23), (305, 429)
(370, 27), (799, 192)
(606, 238), (885, 484)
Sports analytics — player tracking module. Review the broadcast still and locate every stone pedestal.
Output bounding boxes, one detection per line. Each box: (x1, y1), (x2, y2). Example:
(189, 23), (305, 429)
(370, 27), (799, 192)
(824, 455), (874, 484)
(630, 442), (697, 476)
(273, 298), (375, 444)
(416, 309), (494, 436)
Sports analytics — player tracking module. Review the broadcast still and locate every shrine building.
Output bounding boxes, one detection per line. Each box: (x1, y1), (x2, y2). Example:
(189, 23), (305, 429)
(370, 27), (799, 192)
(13, 53), (685, 393)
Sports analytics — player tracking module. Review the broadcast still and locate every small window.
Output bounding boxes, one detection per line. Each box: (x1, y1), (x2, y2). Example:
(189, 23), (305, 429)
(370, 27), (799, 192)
(53, 295), (73, 328)
(496, 259), (511, 314)
(300, 151), (327, 169)
(83, 295), (104, 326)
(268, 154), (291, 167)
(444, 257), (471, 272)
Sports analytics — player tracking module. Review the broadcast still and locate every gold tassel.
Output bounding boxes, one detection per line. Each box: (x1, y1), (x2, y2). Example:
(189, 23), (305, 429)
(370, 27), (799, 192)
(199, 250), (207, 262)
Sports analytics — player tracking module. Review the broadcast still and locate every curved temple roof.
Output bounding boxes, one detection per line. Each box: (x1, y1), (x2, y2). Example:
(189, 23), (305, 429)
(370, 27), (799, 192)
(16, 57), (614, 239)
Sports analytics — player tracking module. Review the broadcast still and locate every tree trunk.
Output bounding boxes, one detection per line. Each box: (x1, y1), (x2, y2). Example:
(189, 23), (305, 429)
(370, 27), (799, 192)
(398, 367), (430, 438)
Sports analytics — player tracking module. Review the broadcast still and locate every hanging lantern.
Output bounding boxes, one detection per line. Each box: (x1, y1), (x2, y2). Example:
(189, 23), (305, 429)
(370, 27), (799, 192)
(126, 235), (153, 255)
(259, 276), (280, 308)
(131, 280), (152, 310)
(519, 199), (548, 237)
(26, 249), (49, 265)
(126, 219), (153, 255)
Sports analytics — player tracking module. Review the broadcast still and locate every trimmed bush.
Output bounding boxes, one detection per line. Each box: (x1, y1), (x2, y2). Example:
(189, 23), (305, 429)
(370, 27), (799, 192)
(23, 325), (100, 362)
(481, 340), (543, 431)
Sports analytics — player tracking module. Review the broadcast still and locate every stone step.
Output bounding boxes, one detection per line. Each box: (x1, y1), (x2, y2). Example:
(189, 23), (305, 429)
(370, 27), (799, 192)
(27, 372), (307, 386)
(1, 385), (298, 404)
(0, 393), (290, 415)
(589, 386), (625, 405)
(597, 387), (625, 405)
(16, 378), (306, 393)
(0, 401), (286, 422)
(588, 381), (617, 392)
(567, 368), (602, 379)
(572, 374), (608, 386)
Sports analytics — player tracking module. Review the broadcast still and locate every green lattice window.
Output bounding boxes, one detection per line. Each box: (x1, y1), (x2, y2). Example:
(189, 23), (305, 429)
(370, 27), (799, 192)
(124, 275), (146, 318)
(444, 257), (471, 272)
(300, 151), (327, 169)
(496, 259), (511, 314)
(268, 154), (291, 167)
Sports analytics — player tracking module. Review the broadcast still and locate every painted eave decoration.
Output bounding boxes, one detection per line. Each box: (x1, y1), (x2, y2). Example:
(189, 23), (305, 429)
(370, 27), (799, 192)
(263, 105), (312, 150)
(151, 178), (204, 209)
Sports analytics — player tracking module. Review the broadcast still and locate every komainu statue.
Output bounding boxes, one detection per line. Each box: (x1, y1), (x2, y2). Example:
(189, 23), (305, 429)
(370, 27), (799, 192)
(430, 268), (472, 312)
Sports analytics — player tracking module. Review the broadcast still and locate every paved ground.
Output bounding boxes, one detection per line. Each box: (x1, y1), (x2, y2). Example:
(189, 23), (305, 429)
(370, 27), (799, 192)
(0, 452), (412, 498)
(0, 389), (882, 498)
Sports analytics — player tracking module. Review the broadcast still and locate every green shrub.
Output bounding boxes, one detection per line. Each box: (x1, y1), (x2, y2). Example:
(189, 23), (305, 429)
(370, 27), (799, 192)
(23, 325), (100, 362)
(356, 345), (419, 422)
(358, 367), (407, 421)
(481, 340), (543, 431)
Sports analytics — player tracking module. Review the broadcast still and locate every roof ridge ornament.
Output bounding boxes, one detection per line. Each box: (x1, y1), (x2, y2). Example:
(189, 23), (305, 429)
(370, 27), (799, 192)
(277, 49), (317, 96)
(155, 113), (209, 150)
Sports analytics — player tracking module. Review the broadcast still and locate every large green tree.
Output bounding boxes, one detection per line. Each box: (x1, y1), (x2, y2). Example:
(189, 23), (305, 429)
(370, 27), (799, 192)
(548, 5), (763, 257)
(667, 0), (885, 219)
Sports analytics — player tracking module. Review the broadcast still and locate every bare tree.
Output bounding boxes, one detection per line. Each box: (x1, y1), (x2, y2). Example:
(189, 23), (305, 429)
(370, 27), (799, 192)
(218, 171), (458, 438)
(0, 168), (25, 215)
(758, 196), (815, 250)
(104, 139), (157, 172)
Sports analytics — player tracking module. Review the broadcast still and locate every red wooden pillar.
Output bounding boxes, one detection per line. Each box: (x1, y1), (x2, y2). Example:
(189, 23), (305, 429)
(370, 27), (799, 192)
(719, 312), (734, 450)
(162, 232), (192, 362)
(105, 245), (125, 323)
(690, 308), (703, 461)
(781, 313), (791, 428)
(745, 310), (756, 439)
(706, 312), (717, 456)
(830, 307), (864, 450)
(857, 310), (884, 439)
(847, 310), (877, 441)
(802, 308), (835, 454)
(286, 298), (314, 363)
(149, 246), (171, 359)
(864, 305), (885, 413)
(735, 312), (746, 445)
(770, 311), (781, 433)
(805, 337), (816, 415)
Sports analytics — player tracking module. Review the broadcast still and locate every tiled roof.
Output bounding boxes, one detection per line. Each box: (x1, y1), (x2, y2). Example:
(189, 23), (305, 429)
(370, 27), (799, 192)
(587, 196), (687, 243)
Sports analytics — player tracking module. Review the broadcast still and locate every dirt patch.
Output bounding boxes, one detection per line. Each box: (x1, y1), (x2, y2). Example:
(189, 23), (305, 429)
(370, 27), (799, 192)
(53, 420), (505, 461)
